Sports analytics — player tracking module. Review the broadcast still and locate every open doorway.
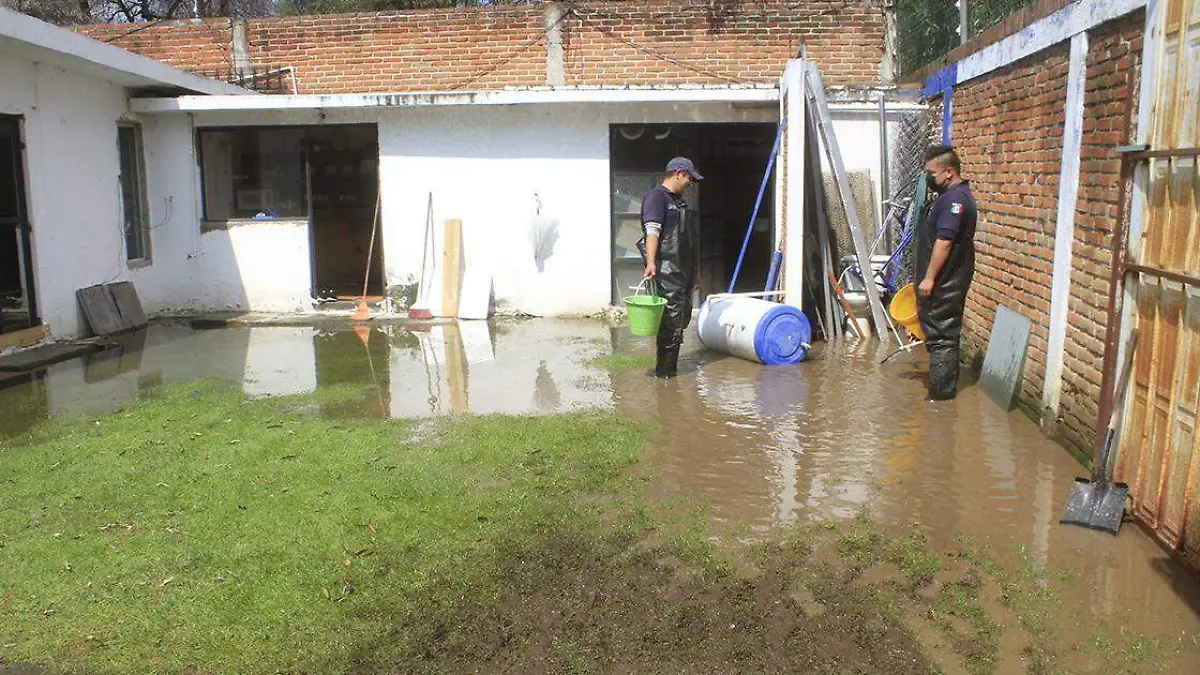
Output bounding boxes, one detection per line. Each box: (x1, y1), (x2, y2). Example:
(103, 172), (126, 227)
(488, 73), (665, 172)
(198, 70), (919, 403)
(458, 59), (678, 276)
(609, 123), (777, 303)
(307, 125), (382, 302)
(0, 115), (37, 333)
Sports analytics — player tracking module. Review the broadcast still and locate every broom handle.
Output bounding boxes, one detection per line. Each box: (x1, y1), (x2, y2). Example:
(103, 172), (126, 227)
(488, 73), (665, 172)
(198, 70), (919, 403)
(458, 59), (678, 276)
(361, 188), (382, 299)
(828, 270), (865, 340)
(1096, 329), (1139, 480)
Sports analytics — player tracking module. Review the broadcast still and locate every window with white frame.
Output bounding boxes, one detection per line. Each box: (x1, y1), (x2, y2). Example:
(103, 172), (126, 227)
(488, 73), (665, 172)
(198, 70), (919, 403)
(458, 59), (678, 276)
(117, 123), (150, 263)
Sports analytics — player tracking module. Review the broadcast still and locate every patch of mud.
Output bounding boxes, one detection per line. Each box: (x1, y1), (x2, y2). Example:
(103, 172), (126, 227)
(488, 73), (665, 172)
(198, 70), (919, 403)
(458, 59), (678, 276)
(0, 666), (45, 675)
(351, 527), (937, 674)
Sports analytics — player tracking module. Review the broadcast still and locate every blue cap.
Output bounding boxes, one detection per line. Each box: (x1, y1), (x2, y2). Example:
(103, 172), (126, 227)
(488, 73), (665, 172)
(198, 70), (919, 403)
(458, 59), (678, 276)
(666, 157), (704, 180)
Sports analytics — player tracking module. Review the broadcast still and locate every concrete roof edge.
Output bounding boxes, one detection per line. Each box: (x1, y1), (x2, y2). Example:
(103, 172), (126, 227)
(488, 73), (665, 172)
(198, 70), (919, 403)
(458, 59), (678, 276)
(130, 86), (783, 113)
(0, 7), (248, 96)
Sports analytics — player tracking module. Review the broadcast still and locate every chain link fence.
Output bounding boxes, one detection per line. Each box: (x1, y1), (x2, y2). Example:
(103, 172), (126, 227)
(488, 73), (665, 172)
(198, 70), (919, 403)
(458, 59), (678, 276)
(884, 108), (935, 291)
(895, 0), (960, 77)
(968, 0), (1040, 38)
(896, 0), (1042, 77)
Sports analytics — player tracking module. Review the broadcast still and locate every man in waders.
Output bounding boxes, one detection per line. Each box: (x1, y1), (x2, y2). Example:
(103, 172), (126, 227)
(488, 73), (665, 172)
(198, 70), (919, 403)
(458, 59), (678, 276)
(918, 145), (977, 401)
(639, 157), (703, 379)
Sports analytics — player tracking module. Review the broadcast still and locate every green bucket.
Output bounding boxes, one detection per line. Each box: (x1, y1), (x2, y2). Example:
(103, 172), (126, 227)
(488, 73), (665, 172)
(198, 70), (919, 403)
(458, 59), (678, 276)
(624, 284), (667, 337)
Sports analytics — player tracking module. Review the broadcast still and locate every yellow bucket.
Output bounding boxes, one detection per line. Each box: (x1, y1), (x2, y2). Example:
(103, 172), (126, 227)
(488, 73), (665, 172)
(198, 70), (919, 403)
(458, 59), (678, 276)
(889, 283), (925, 341)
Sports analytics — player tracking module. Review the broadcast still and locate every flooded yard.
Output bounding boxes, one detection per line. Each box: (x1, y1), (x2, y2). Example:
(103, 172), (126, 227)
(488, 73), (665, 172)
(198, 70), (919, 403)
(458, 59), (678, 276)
(1, 318), (1198, 673)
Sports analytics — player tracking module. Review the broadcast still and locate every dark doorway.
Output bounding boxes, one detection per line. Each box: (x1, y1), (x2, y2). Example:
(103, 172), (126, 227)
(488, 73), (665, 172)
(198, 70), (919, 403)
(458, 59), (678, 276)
(306, 125), (382, 302)
(0, 115), (38, 333)
(609, 122), (777, 303)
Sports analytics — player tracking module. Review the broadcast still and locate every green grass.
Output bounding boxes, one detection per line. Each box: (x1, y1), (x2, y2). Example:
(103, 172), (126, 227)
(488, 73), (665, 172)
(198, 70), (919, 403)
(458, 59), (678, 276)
(0, 382), (647, 674)
(588, 352), (656, 371)
(2, 376), (1190, 674)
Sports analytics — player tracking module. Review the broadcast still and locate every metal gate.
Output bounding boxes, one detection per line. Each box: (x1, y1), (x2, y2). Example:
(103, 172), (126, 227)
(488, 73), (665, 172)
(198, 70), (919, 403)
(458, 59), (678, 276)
(1115, 0), (1200, 564)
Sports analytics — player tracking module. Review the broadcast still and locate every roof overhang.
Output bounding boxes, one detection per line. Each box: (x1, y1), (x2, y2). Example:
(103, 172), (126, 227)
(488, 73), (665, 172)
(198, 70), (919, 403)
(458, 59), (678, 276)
(129, 86), (783, 113)
(0, 7), (248, 96)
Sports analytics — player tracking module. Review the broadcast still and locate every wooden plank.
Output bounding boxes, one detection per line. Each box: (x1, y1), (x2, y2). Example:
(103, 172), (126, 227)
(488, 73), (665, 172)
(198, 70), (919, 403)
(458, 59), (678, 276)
(0, 342), (97, 372)
(76, 285), (129, 336)
(979, 305), (1033, 411)
(805, 62), (889, 338)
(827, 271), (864, 340)
(83, 329), (147, 384)
(107, 281), (147, 328)
(0, 324), (49, 351)
(442, 322), (468, 413)
(441, 218), (462, 319)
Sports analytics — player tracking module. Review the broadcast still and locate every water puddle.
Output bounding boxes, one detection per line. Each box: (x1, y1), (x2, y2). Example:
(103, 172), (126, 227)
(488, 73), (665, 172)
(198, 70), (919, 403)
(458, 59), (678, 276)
(607, 331), (1200, 665)
(1, 317), (1198, 666)
(0, 319), (614, 433)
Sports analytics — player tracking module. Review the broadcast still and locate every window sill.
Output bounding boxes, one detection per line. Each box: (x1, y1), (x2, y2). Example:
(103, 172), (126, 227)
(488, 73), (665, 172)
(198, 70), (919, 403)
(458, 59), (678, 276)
(202, 218), (310, 232)
(127, 258), (152, 270)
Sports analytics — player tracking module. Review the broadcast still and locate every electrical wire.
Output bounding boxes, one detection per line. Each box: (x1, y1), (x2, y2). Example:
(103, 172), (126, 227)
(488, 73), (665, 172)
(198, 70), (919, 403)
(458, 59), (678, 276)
(201, 17), (235, 71)
(448, 8), (572, 91)
(100, 6), (233, 73)
(570, 11), (751, 86)
(100, 0), (192, 43)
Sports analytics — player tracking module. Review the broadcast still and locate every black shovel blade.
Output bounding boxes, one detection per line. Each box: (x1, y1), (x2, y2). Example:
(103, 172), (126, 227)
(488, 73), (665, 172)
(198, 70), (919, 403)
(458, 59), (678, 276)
(1059, 477), (1129, 535)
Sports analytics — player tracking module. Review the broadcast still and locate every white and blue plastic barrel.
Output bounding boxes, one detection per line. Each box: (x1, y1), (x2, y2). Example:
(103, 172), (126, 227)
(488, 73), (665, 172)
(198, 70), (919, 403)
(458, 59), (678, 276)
(696, 296), (812, 365)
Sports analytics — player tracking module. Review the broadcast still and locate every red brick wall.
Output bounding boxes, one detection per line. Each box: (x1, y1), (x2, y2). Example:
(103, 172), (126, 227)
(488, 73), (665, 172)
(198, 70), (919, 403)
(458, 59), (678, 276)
(1059, 12), (1143, 451)
(76, 1), (884, 93)
(563, 2), (884, 87)
(947, 12), (1143, 454)
(953, 42), (1071, 409)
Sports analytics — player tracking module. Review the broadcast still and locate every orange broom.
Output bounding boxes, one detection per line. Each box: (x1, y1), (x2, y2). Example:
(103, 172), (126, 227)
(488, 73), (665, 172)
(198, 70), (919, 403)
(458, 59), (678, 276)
(353, 188), (382, 322)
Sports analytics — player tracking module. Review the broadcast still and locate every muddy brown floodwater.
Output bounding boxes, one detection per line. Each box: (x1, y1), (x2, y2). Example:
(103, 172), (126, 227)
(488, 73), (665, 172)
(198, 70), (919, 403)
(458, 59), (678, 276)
(609, 329), (1200, 672)
(1, 318), (1198, 672)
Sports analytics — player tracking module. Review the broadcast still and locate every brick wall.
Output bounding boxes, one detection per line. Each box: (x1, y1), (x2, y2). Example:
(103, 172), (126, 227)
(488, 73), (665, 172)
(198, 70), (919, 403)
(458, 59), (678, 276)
(944, 12), (1143, 454)
(76, 1), (884, 93)
(1059, 12), (1143, 452)
(952, 42), (1071, 409)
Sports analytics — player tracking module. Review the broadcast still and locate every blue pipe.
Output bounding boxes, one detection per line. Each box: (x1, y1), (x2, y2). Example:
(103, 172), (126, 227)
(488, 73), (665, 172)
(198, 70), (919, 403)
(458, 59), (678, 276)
(728, 119), (787, 294)
(764, 250), (783, 293)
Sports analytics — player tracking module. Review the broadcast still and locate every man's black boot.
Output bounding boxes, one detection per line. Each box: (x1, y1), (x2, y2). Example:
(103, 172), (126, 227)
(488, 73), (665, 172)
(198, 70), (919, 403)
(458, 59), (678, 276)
(927, 348), (959, 401)
(660, 344), (680, 379)
(654, 339), (672, 378)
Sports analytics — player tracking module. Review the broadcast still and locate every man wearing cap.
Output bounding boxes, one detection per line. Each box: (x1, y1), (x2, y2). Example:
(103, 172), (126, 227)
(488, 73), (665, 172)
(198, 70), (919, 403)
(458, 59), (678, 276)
(637, 157), (703, 379)
(917, 144), (977, 401)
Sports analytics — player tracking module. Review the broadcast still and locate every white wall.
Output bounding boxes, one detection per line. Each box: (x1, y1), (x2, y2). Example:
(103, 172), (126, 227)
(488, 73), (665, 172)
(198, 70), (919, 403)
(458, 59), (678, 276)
(377, 102), (784, 316)
(131, 114), (313, 316)
(0, 57), (134, 337)
(191, 102), (780, 317)
(162, 100), (900, 320)
(0, 51), (309, 339)
(0, 44), (916, 331)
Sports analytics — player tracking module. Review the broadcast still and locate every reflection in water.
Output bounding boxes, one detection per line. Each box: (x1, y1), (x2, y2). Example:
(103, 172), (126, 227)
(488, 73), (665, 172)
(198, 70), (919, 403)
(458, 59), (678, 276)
(0, 320), (613, 431)
(0, 318), (1198, 653)
(609, 331), (1200, 654)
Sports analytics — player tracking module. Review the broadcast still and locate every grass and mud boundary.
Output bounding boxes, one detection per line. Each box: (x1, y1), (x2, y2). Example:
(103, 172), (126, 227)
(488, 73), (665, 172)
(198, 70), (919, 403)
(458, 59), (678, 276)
(0, 382), (1182, 674)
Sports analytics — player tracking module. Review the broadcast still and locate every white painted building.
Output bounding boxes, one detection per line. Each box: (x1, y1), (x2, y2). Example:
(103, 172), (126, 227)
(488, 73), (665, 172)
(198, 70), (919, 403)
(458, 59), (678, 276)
(0, 7), (245, 338)
(2, 8), (917, 338)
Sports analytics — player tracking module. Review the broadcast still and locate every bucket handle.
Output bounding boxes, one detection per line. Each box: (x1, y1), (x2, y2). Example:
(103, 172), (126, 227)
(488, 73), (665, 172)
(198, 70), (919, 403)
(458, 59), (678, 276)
(629, 277), (658, 297)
